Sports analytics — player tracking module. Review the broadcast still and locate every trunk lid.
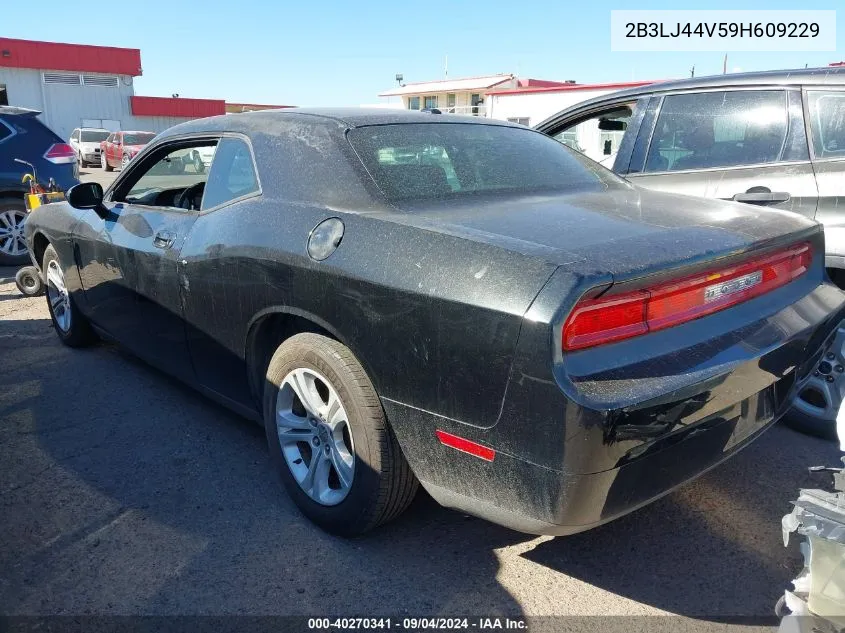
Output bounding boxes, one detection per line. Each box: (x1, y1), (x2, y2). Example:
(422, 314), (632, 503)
(384, 186), (821, 279)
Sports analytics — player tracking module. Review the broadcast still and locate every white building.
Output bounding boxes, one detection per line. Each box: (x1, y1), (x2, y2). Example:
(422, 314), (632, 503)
(379, 74), (579, 117)
(485, 80), (657, 128)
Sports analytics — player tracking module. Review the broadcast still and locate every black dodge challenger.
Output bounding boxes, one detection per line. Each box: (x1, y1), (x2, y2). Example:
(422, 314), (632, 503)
(24, 108), (845, 536)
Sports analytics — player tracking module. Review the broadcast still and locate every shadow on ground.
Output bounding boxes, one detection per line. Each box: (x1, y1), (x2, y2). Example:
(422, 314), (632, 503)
(0, 305), (839, 617)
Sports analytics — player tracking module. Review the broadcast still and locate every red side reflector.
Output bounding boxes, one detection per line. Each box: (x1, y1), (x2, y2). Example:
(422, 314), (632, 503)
(563, 242), (812, 351)
(44, 143), (76, 164)
(435, 430), (496, 462)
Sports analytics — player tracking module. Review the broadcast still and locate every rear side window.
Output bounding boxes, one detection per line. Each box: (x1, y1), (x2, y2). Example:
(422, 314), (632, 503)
(201, 138), (260, 210)
(348, 123), (619, 202)
(644, 91), (789, 172)
(808, 91), (845, 159)
(81, 130), (109, 143)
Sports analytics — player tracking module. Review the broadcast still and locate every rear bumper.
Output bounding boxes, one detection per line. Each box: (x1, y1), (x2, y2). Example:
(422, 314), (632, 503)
(419, 380), (786, 535)
(384, 272), (845, 535)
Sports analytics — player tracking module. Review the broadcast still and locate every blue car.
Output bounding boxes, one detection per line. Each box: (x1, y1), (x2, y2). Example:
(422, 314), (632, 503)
(0, 106), (78, 265)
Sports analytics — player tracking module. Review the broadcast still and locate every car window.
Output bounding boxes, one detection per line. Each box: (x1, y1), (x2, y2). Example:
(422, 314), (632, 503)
(124, 132), (155, 145)
(644, 90), (789, 173)
(106, 134), (115, 144)
(81, 130), (109, 143)
(348, 123), (621, 203)
(70, 130), (79, 141)
(201, 138), (260, 210)
(808, 91), (845, 159)
(117, 142), (218, 209)
(553, 104), (635, 167)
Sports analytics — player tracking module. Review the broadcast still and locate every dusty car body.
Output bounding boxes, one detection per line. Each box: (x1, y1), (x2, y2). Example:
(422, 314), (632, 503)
(24, 108), (845, 535)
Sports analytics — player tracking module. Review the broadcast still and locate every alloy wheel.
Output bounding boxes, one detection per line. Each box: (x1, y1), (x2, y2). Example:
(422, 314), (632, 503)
(275, 367), (355, 505)
(101, 153), (107, 169)
(46, 259), (72, 332)
(792, 324), (845, 424)
(122, 154), (130, 169)
(0, 209), (28, 257)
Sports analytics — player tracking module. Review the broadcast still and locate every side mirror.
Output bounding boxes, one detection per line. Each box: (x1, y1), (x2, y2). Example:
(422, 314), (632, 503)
(67, 182), (105, 213)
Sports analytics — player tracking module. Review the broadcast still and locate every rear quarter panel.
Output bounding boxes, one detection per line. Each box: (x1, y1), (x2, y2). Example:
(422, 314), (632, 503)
(178, 196), (559, 427)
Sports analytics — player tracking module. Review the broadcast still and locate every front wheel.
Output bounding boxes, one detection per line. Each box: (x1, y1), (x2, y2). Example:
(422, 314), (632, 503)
(263, 333), (418, 535)
(102, 152), (113, 172)
(42, 244), (97, 347)
(121, 153), (130, 170)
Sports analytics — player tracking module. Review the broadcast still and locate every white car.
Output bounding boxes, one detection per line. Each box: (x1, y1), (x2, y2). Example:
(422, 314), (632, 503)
(69, 128), (110, 168)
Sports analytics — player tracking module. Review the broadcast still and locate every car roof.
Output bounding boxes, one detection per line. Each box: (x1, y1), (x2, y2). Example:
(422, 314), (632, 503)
(77, 127), (109, 131)
(159, 107), (525, 138)
(534, 66), (845, 129)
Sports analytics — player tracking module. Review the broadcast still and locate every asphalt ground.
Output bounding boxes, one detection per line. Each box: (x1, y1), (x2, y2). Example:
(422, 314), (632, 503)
(0, 164), (841, 628)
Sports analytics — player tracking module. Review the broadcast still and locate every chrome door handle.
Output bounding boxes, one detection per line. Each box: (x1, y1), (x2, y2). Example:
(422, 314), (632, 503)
(732, 191), (791, 205)
(153, 230), (176, 249)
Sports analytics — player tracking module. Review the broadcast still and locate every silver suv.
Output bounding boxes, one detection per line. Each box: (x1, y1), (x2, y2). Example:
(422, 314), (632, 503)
(68, 127), (110, 168)
(537, 66), (845, 438)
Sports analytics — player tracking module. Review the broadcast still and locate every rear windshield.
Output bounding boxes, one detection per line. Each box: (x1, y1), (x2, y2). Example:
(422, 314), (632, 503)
(124, 133), (155, 145)
(81, 130), (109, 142)
(347, 123), (619, 202)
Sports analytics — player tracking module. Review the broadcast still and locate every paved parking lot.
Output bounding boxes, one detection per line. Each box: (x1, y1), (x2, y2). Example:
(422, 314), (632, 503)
(0, 169), (841, 623)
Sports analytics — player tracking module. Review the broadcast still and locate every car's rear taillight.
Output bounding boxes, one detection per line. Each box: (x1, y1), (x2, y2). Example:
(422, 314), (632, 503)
(562, 242), (812, 351)
(43, 143), (76, 164)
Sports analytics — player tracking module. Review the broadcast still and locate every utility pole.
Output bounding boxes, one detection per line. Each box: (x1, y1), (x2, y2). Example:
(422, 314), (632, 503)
(690, 65), (695, 78)
(723, 54), (728, 74)
(445, 54), (448, 79)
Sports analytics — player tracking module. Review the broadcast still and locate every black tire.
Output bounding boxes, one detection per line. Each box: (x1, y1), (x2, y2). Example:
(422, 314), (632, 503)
(15, 266), (44, 296)
(77, 151), (86, 168)
(42, 244), (97, 347)
(102, 152), (113, 172)
(263, 333), (418, 535)
(0, 197), (29, 266)
(781, 406), (838, 440)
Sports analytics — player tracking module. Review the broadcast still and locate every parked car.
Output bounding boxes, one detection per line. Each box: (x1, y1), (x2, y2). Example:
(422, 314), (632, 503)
(536, 67), (845, 439)
(0, 106), (77, 265)
(68, 127), (109, 168)
(100, 130), (156, 171)
(24, 108), (845, 536)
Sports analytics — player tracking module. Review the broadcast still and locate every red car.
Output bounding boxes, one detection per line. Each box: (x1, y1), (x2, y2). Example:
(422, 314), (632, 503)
(100, 131), (155, 171)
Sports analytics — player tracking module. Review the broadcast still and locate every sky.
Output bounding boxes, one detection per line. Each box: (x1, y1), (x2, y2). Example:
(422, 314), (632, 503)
(3, 0), (843, 107)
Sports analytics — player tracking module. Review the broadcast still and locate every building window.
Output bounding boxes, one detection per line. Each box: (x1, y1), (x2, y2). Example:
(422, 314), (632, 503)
(424, 95), (438, 110)
(446, 93), (456, 109)
(471, 93), (482, 115)
(507, 117), (530, 126)
(408, 96), (420, 110)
